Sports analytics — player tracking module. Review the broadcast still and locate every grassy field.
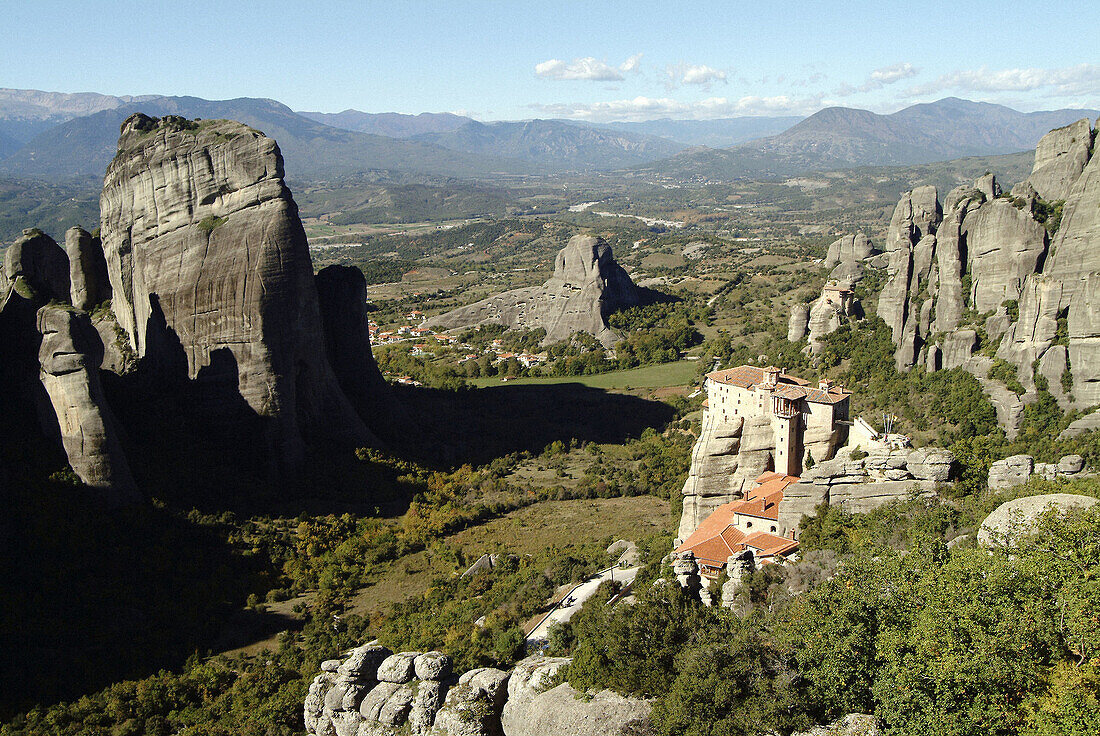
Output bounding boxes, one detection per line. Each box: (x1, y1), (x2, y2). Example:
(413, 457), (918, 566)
(347, 495), (671, 615)
(469, 359), (700, 390)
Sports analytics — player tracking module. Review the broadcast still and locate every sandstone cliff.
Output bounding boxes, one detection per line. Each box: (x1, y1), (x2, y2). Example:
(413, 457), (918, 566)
(877, 119), (1100, 433)
(426, 234), (641, 348)
(99, 113), (377, 468)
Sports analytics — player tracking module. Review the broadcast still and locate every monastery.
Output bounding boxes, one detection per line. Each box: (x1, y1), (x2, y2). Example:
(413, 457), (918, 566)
(704, 364), (850, 477)
(678, 365), (851, 573)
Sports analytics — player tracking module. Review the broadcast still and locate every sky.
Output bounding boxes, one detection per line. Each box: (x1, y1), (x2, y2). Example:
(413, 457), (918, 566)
(3, 1), (1099, 122)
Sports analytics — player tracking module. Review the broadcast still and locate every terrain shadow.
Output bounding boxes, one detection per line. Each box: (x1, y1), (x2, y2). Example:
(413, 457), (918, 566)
(396, 382), (678, 466)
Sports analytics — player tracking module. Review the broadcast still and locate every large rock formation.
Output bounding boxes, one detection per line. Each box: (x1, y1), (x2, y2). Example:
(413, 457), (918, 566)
(2, 113), (397, 502)
(878, 119), (1100, 431)
(677, 413), (776, 541)
(99, 113), (376, 468)
(36, 306), (138, 503)
(426, 234), (641, 348)
(978, 493), (1099, 548)
(501, 656), (651, 736)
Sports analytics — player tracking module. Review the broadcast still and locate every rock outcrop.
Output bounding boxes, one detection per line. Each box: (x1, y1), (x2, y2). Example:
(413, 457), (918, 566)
(987, 453), (1090, 490)
(877, 119), (1100, 432)
(306, 649), (651, 736)
(677, 413), (776, 541)
(3, 228), (70, 302)
(794, 714), (881, 736)
(65, 226), (110, 311)
(776, 447), (951, 535)
(99, 113), (377, 469)
(823, 232), (874, 270)
(426, 235), (641, 348)
(36, 306), (138, 503)
(978, 493), (1099, 547)
(501, 656), (652, 736)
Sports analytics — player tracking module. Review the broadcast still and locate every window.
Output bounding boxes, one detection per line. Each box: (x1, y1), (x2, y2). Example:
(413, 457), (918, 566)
(770, 526), (777, 533)
(745, 521), (753, 528)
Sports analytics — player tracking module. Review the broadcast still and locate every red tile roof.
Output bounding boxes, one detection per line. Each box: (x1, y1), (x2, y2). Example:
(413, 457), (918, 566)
(675, 473), (800, 567)
(706, 365), (850, 405)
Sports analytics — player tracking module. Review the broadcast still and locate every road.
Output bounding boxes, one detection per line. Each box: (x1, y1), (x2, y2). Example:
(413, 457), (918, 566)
(525, 564), (640, 644)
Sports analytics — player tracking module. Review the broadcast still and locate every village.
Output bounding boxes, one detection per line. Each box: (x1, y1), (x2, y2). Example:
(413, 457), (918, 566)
(369, 309), (548, 385)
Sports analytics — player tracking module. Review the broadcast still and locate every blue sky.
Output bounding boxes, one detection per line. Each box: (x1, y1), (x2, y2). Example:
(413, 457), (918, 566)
(4, 1), (1098, 121)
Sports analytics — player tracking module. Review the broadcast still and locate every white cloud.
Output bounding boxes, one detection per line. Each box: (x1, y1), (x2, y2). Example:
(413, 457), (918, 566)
(534, 54), (643, 81)
(530, 94), (822, 122)
(619, 53), (643, 73)
(665, 63), (728, 88)
(835, 62), (919, 96)
(870, 63), (918, 84)
(908, 63), (1100, 96)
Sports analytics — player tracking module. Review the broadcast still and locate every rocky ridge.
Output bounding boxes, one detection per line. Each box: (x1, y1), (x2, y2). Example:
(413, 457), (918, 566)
(874, 119), (1100, 435)
(426, 234), (642, 349)
(305, 646), (651, 736)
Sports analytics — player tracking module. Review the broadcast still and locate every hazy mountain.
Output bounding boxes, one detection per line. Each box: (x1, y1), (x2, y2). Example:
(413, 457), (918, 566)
(0, 88), (161, 149)
(644, 98), (1099, 180)
(297, 110), (473, 138)
(589, 116), (803, 148)
(0, 128), (20, 158)
(0, 96), (534, 181)
(412, 119), (685, 171)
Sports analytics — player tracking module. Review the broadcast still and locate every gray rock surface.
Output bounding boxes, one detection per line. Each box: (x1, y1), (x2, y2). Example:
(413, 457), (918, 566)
(788, 302), (810, 342)
(1026, 118), (1093, 200)
(1059, 454), (1085, 474)
(4, 228), (70, 302)
(823, 232), (874, 269)
(965, 198), (1047, 313)
(65, 226), (110, 311)
(36, 305), (138, 504)
(426, 235), (641, 349)
(794, 714), (882, 736)
(430, 667), (509, 736)
(940, 329), (977, 369)
(502, 656), (652, 736)
(978, 494), (1099, 547)
(988, 454), (1035, 490)
(378, 652), (420, 683)
(99, 113), (374, 470)
(905, 447), (954, 481)
(414, 652), (453, 682)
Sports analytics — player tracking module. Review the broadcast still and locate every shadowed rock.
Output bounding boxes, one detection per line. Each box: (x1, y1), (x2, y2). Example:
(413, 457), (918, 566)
(36, 305), (138, 504)
(3, 228), (70, 302)
(99, 113), (375, 469)
(65, 226), (110, 311)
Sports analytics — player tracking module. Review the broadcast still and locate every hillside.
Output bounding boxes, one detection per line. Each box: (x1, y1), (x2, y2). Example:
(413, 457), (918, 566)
(412, 119), (685, 171)
(592, 115), (803, 148)
(0, 96), (534, 182)
(644, 98), (1099, 180)
(297, 109), (473, 137)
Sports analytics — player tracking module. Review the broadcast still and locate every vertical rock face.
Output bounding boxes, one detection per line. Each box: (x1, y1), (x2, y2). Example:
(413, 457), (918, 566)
(823, 232), (874, 270)
(965, 197), (1047, 313)
(65, 226), (110, 311)
(425, 234), (641, 348)
(1025, 118), (1093, 200)
(677, 413), (775, 541)
(876, 119), (1100, 430)
(315, 265), (401, 440)
(3, 228), (70, 302)
(788, 303), (810, 342)
(36, 306), (138, 503)
(99, 113), (372, 466)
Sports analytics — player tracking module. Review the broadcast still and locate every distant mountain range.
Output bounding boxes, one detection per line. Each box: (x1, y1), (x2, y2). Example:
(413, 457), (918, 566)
(591, 116), (803, 148)
(410, 119), (684, 171)
(297, 110), (472, 138)
(1, 89), (1097, 185)
(642, 98), (1099, 180)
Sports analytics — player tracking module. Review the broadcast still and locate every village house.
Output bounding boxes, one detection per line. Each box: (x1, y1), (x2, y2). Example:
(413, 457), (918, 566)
(704, 364), (850, 477)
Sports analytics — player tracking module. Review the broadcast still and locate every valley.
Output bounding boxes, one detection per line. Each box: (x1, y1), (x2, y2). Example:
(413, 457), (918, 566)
(1, 72), (1099, 736)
